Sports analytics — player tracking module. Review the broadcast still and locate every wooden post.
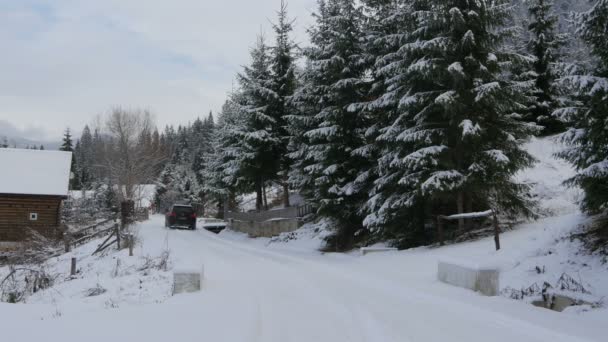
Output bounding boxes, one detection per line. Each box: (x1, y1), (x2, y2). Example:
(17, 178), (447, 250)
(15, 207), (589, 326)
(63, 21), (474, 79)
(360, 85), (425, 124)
(457, 192), (465, 232)
(64, 234), (71, 253)
(262, 182), (268, 211)
(437, 216), (445, 246)
(282, 181), (290, 208)
(70, 257), (77, 276)
(115, 224), (121, 250)
(128, 234), (134, 256)
(493, 213), (501, 251)
(121, 200), (135, 228)
(223, 195), (229, 220)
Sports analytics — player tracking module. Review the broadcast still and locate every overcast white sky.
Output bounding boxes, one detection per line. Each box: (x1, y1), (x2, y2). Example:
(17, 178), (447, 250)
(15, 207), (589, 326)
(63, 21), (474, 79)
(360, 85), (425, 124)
(0, 0), (316, 141)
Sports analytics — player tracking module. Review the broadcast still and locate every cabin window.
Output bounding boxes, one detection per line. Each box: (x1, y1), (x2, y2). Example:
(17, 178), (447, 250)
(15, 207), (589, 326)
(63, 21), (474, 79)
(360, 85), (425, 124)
(29, 213), (38, 221)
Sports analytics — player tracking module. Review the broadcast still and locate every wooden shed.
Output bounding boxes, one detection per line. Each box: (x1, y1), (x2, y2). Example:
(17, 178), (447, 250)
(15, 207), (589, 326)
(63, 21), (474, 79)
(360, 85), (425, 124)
(0, 148), (72, 242)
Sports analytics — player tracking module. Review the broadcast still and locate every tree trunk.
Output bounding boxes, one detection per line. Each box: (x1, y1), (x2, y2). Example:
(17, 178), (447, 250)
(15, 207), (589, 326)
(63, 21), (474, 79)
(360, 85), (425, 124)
(282, 181), (290, 208)
(217, 200), (224, 219)
(437, 216), (444, 246)
(199, 191), (206, 217)
(256, 178), (263, 212)
(493, 213), (501, 251)
(223, 195), (229, 219)
(262, 181), (268, 211)
(228, 191), (237, 212)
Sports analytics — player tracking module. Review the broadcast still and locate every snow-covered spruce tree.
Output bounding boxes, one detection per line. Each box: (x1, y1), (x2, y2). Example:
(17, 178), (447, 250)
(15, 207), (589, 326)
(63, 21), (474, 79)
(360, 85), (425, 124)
(204, 95), (249, 216)
(360, 0), (425, 245)
(60, 128), (79, 190)
(75, 125), (95, 189)
(526, 0), (566, 134)
(60, 128), (74, 152)
(557, 1), (608, 215)
(269, 0), (298, 207)
(190, 114), (216, 212)
(288, 0), (331, 201)
(236, 35), (282, 211)
(295, 0), (371, 250)
(365, 0), (538, 245)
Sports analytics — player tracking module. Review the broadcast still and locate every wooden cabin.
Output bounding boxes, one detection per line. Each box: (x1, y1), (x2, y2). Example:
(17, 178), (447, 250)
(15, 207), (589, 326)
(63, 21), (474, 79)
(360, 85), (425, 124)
(0, 148), (72, 242)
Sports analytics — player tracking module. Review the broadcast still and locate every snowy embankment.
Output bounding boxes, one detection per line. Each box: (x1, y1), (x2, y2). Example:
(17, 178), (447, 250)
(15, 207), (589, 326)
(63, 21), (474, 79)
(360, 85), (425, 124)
(0, 136), (606, 342)
(0, 234), (173, 317)
(220, 136), (608, 310)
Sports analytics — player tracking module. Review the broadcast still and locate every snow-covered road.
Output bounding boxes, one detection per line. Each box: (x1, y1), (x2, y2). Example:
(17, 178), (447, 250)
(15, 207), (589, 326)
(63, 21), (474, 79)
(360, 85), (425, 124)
(148, 217), (605, 342)
(1, 214), (605, 341)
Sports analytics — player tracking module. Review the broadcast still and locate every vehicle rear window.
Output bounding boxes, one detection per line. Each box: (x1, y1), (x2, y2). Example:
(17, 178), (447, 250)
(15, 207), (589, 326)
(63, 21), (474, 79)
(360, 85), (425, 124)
(173, 206), (194, 215)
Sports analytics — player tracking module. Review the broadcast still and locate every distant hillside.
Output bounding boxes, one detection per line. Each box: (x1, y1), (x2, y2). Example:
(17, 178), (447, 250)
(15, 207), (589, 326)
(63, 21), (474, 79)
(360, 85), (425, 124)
(0, 135), (61, 150)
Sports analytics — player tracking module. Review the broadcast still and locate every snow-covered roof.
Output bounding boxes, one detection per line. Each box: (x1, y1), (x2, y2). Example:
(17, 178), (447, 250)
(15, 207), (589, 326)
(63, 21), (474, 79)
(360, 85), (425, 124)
(0, 148), (72, 197)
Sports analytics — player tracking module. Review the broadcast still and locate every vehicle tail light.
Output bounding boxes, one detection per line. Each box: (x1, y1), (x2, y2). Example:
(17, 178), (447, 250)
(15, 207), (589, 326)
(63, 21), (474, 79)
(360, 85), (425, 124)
(190, 213), (197, 219)
(169, 212), (176, 217)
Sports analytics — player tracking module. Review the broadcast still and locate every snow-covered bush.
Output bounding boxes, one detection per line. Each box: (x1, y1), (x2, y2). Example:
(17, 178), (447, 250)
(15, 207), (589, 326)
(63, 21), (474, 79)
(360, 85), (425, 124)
(63, 185), (118, 228)
(0, 266), (56, 303)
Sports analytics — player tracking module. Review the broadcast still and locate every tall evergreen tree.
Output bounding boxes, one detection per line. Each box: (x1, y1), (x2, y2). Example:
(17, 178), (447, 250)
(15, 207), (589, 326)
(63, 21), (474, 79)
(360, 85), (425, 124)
(270, 0), (298, 207)
(288, 0), (330, 200)
(75, 125), (94, 189)
(365, 0), (537, 245)
(236, 34), (281, 210)
(557, 0), (608, 214)
(152, 129), (161, 154)
(205, 95), (249, 216)
(360, 0), (426, 245)
(60, 128), (74, 152)
(203, 111), (215, 131)
(293, 0), (370, 250)
(526, 0), (566, 134)
(60, 128), (78, 189)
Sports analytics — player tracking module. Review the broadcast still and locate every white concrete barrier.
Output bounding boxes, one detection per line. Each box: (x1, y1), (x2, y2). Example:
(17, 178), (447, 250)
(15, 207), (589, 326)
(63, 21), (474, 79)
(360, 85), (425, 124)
(360, 247), (398, 256)
(173, 266), (204, 295)
(437, 259), (499, 296)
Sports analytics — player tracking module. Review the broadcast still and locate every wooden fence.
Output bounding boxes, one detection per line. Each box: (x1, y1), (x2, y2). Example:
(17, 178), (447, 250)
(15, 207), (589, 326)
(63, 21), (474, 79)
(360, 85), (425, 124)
(226, 204), (314, 223)
(436, 210), (501, 250)
(67, 218), (116, 247)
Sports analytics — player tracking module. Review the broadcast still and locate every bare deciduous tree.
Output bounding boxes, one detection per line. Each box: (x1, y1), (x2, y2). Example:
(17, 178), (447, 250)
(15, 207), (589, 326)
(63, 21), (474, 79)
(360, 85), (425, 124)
(103, 108), (165, 202)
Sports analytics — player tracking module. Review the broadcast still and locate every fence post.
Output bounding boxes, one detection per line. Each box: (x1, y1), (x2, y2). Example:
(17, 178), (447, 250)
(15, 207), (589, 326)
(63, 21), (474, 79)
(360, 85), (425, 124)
(437, 216), (445, 246)
(128, 233), (134, 256)
(70, 257), (77, 276)
(115, 224), (121, 250)
(64, 233), (71, 253)
(493, 213), (501, 251)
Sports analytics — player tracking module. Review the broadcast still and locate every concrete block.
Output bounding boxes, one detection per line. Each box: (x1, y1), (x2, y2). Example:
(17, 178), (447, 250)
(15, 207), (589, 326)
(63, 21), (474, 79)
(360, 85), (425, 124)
(173, 267), (204, 295)
(438, 260), (499, 296)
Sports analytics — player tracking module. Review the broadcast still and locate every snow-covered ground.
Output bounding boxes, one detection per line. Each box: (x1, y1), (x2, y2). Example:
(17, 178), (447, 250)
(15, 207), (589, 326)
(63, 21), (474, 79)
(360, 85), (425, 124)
(1, 136), (607, 341)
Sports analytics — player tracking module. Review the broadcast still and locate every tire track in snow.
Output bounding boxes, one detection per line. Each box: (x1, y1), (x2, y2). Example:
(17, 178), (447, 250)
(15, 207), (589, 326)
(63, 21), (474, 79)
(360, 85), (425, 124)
(187, 227), (594, 342)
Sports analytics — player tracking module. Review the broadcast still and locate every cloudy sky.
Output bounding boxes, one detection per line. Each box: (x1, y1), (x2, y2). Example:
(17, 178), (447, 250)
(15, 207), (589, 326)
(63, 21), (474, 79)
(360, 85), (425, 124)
(0, 0), (316, 141)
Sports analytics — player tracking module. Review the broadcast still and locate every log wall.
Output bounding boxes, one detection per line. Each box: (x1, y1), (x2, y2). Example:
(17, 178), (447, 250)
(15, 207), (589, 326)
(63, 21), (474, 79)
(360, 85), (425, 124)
(0, 194), (63, 241)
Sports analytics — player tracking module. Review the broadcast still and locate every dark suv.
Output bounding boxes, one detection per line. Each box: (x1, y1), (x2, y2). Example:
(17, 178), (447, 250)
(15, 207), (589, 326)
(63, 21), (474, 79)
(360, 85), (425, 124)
(165, 204), (197, 230)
